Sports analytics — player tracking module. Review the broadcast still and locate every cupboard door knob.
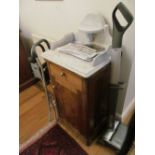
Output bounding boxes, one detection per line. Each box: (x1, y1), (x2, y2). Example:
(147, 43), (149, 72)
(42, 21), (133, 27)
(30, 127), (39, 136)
(60, 72), (65, 77)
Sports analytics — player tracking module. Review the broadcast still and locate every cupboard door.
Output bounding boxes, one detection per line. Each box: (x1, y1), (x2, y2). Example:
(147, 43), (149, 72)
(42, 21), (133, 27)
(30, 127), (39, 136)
(54, 82), (83, 132)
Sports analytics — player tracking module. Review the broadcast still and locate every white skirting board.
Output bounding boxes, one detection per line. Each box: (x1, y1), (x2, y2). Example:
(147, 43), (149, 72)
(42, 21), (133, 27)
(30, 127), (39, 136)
(121, 98), (135, 123)
(116, 98), (135, 122)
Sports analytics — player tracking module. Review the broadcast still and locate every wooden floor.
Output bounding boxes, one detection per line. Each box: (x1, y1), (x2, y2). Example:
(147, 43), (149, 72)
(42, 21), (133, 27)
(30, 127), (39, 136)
(20, 83), (134, 155)
(20, 83), (50, 143)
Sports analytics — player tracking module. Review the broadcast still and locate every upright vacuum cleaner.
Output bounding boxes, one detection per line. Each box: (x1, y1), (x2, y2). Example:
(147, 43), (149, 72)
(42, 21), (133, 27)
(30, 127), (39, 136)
(29, 39), (58, 122)
(99, 2), (133, 151)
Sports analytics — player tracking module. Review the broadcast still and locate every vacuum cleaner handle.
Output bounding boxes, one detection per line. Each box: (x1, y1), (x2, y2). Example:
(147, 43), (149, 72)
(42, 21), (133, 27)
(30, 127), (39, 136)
(112, 2), (133, 48)
(30, 39), (51, 63)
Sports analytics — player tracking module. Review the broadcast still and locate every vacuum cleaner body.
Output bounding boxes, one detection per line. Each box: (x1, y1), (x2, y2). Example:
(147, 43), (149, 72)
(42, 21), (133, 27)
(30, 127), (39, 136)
(29, 39), (58, 121)
(99, 2), (134, 152)
(29, 39), (50, 82)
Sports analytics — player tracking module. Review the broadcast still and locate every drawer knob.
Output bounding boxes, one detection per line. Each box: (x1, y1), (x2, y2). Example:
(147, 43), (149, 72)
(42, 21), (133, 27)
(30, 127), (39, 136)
(60, 72), (65, 77)
(52, 85), (55, 89)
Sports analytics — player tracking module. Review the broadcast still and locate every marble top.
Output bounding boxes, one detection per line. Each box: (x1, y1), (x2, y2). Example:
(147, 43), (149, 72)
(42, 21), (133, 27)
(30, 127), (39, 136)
(41, 50), (111, 78)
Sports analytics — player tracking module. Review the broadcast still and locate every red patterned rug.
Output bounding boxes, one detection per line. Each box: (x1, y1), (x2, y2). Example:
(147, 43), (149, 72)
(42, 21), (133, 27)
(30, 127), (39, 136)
(20, 125), (88, 155)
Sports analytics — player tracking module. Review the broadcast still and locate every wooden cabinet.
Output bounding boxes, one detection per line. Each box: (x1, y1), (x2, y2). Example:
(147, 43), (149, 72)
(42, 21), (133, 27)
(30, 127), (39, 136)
(48, 61), (111, 145)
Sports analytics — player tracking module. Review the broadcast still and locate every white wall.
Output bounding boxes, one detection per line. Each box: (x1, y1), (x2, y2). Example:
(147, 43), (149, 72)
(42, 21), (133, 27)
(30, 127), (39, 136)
(19, 0), (135, 115)
(123, 58), (135, 113)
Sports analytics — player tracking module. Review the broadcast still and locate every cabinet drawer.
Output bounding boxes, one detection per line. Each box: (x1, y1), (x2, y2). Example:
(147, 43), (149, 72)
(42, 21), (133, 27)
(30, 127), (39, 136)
(49, 63), (82, 92)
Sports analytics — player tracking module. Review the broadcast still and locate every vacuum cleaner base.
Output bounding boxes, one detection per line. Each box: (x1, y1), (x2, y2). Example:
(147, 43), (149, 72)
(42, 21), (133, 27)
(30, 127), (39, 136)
(99, 120), (128, 150)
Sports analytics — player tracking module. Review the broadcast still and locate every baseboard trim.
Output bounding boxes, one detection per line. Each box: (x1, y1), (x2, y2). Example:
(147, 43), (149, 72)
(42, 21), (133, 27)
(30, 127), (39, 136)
(121, 98), (135, 123)
(19, 78), (39, 92)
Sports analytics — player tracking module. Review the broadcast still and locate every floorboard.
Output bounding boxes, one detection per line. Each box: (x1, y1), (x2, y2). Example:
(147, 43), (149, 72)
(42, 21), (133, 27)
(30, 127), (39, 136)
(19, 84), (49, 144)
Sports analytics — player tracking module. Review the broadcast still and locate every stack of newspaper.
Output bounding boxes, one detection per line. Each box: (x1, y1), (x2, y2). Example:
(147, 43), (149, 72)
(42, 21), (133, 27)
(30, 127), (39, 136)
(57, 43), (97, 62)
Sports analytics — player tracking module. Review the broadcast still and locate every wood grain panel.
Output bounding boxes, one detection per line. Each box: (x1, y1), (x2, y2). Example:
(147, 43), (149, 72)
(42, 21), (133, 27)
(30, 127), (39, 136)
(49, 62), (82, 92)
(55, 83), (83, 131)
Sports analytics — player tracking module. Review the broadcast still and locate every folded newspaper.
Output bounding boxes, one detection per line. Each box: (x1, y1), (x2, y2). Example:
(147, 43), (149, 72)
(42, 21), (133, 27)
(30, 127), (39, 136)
(57, 43), (97, 61)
